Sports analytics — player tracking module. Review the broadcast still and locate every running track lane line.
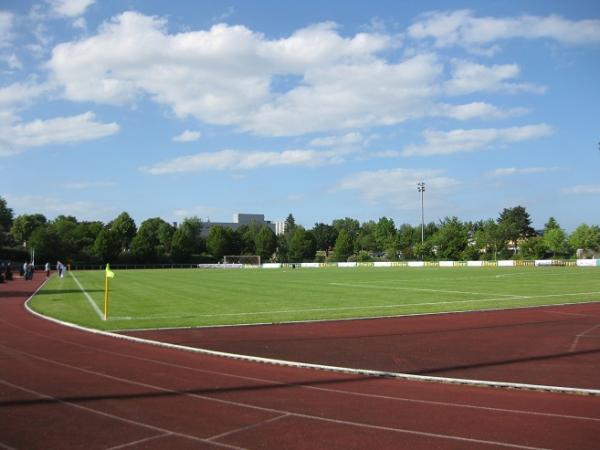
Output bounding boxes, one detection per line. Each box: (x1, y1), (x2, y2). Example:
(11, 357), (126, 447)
(0, 378), (242, 450)
(569, 324), (600, 352)
(22, 298), (600, 396)
(1, 329), (598, 423)
(0, 348), (553, 450)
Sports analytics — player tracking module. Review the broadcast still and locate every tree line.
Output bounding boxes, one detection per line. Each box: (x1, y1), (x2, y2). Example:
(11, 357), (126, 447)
(1, 196), (599, 265)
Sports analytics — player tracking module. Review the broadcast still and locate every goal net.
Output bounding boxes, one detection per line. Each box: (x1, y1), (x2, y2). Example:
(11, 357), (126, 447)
(223, 255), (261, 266)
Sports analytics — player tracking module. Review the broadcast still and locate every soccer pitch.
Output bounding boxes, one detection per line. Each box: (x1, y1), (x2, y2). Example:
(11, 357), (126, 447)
(29, 266), (600, 331)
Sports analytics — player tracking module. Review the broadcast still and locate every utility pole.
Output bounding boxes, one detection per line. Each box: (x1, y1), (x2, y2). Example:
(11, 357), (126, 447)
(417, 182), (425, 260)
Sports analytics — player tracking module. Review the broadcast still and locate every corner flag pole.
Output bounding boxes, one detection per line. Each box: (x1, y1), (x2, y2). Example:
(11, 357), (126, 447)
(104, 263), (115, 321)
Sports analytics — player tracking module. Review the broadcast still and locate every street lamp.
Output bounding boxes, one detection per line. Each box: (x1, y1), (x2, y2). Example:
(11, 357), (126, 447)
(417, 182), (425, 259)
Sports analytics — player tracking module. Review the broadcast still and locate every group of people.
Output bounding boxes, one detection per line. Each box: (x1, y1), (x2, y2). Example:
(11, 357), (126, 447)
(21, 262), (35, 280)
(0, 261), (13, 283)
(18, 261), (67, 280)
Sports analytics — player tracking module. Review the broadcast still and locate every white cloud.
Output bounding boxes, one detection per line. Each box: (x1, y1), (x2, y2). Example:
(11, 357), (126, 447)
(437, 102), (529, 120)
(562, 185), (600, 195)
(401, 123), (553, 156)
(0, 11), (14, 48)
(5, 53), (23, 70)
(333, 168), (460, 206)
(0, 81), (49, 123)
(0, 111), (119, 156)
(487, 167), (558, 177)
(62, 180), (115, 189)
(172, 130), (202, 142)
(47, 0), (95, 18)
(46, 12), (451, 136)
(445, 60), (546, 96)
(4, 193), (114, 221)
(408, 10), (600, 51)
(144, 148), (346, 175)
(309, 132), (364, 148)
(72, 17), (87, 30)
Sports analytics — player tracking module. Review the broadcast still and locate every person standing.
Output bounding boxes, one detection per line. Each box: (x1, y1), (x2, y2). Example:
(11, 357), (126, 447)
(45, 262), (50, 277)
(25, 262), (34, 280)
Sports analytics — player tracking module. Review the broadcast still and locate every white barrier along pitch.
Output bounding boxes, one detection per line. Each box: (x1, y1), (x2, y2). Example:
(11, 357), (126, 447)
(374, 262), (392, 268)
(262, 263), (282, 269)
(576, 259), (597, 267)
(439, 261), (454, 267)
(467, 261), (483, 267)
(300, 263), (320, 268)
(337, 262), (358, 268)
(408, 261), (425, 268)
(498, 260), (515, 267)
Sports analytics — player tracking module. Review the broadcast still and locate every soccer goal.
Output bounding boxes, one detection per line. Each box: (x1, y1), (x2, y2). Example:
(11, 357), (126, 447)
(223, 255), (261, 266)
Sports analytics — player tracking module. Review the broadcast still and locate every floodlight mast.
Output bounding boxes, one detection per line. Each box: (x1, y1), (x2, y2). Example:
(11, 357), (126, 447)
(417, 182), (425, 260)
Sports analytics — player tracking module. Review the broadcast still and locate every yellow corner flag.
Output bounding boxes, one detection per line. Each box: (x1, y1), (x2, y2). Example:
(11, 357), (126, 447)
(103, 263), (115, 320)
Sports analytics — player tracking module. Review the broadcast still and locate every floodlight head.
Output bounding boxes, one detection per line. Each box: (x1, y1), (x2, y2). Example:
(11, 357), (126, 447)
(417, 182), (425, 192)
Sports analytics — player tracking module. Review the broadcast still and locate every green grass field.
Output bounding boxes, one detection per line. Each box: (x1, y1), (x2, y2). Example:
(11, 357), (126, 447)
(29, 266), (600, 331)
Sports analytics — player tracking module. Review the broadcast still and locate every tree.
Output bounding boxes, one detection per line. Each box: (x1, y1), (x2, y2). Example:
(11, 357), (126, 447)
(206, 225), (234, 261)
(287, 227), (317, 262)
(357, 221), (378, 253)
(72, 221), (103, 261)
(130, 218), (171, 262)
(520, 236), (548, 259)
(430, 217), (468, 260)
(109, 212), (137, 253)
(93, 227), (122, 262)
(284, 213), (296, 235)
(51, 215), (79, 258)
(498, 206), (535, 255)
(28, 225), (63, 262)
(473, 219), (505, 260)
(332, 217), (360, 254)
(333, 229), (353, 261)
(375, 217), (397, 252)
(255, 225), (277, 261)
(397, 224), (418, 260)
(0, 196), (14, 247)
(0, 196), (13, 231)
(311, 223), (338, 252)
(544, 217), (560, 232)
(569, 224), (600, 252)
(544, 227), (568, 258)
(171, 217), (205, 261)
(11, 214), (47, 244)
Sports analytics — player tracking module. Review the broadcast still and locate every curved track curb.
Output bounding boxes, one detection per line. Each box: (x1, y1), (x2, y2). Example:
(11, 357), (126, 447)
(24, 292), (600, 397)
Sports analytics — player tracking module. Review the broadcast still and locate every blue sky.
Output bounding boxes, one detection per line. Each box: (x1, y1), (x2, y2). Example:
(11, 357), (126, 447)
(1, 0), (599, 231)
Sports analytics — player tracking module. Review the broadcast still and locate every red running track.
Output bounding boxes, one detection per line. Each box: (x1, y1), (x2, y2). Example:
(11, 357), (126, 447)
(125, 303), (600, 390)
(1, 274), (599, 449)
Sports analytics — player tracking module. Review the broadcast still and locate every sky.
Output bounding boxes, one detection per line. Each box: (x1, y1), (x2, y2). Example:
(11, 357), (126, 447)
(0, 0), (599, 231)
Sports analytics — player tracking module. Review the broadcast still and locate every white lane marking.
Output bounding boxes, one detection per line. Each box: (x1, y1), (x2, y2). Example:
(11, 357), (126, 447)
(206, 414), (290, 442)
(20, 301), (600, 396)
(0, 378), (242, 449)
(107, 292), (600, 322)
(105, 433), (173, 450)
(569, 324), (600, 352)
(329, 282), (524, 298)
(2, 341), (599, 424)
(0, 357), (549, 450)
(70, 271), (104, 320)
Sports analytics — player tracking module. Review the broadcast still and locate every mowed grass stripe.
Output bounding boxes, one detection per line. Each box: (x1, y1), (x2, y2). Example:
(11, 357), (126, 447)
(28, 266), (600, 330)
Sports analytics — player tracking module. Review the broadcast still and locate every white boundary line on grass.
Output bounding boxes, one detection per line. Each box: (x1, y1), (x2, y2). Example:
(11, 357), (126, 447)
(104, 291), (600, 322)
(70, 271), (104, 320)
(24, 291), (600, 397)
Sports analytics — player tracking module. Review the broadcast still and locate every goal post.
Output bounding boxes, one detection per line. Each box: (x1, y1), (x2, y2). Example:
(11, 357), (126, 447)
(223, 255), (261, 266)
